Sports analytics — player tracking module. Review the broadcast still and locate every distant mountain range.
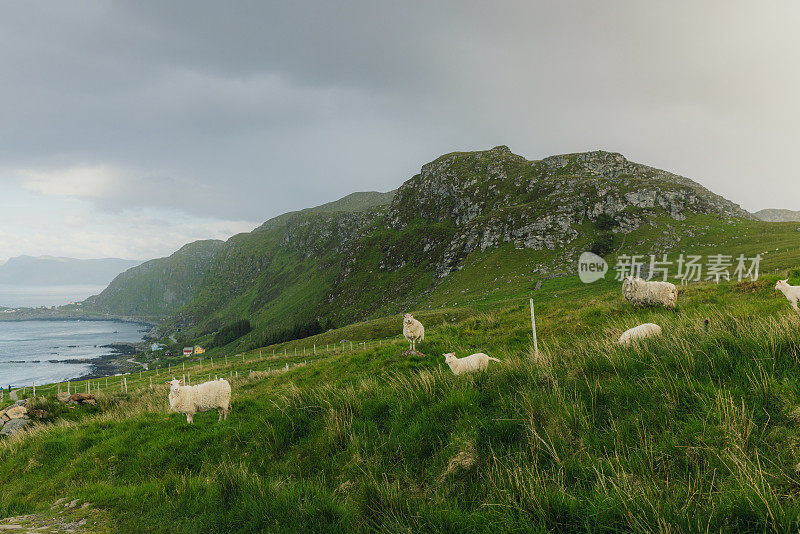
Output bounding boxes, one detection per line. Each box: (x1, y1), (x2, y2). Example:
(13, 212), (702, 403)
(753, 209), (800, 222)
(0, 256), (141, 287)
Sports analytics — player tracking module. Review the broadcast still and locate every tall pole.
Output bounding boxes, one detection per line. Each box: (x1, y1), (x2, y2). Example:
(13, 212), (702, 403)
(530, 298), (539, 359)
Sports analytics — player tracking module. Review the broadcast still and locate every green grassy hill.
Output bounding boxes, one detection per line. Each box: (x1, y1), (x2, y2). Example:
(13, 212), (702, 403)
(87, 147), (762, 344)
(84, 239), (225, 320)
(8, 147), (800, 531)
(3, 266), (800, 531)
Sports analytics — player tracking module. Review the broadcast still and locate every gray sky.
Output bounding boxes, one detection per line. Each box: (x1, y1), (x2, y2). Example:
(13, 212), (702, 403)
(1, 1), (798, 261)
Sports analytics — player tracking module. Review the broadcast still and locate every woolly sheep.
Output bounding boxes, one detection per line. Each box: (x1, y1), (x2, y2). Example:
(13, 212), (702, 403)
(775, 279), (800, 312)
(168, 378), (231, 424)
(443, 352), (501, 376)
(403, 313), (425, 352)
(622, 276), (678, 309)
(619, 323), (662, 344)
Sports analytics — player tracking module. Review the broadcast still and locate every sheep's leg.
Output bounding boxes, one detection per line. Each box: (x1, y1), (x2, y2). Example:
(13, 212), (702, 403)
(186, 413), (193, 424)
(218, 407), (224, 422)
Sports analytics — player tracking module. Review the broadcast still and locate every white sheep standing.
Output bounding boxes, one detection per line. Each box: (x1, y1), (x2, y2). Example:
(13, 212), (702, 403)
(168, 378), (231, 424)
(443, 352), (501, 376)
(619, 323), (663, 344)
(403, 313), (425, 352)
(775, 279), (800, 312)
(622, 276), (678, 309)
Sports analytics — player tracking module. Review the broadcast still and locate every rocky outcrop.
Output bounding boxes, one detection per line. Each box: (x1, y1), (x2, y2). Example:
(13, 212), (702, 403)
(0, 399), (31, 437)
(754, 209), (800, 222)
(386, 147), (752, 277)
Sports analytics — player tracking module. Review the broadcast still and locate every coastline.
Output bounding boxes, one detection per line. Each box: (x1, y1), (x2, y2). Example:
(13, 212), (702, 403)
(1, 320), (154, 387)
(0, 314), (156, 327)
(73, 343), (143, 381)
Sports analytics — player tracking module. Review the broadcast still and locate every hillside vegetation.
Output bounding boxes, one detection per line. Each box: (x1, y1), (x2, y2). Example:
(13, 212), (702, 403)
(86, 147), (759, 341)
(3, 269), (800, 531)
(7, 146), (800, 531)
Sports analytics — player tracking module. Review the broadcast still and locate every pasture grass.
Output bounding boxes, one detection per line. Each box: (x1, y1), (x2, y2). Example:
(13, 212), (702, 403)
(3, 271), (800, 531)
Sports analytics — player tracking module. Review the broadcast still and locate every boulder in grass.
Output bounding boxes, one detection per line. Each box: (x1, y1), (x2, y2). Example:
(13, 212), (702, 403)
(0, 416), (30, 437)
(3, 406), (27, 419)
(30, 409), (49, 419)
(69, 393), (95, 404)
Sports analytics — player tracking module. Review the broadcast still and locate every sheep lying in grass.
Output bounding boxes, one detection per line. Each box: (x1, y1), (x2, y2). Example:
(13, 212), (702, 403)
(619, 323), (663, 344)
(775, 279), (800, 312)
(168, 378), (231, 424)
(443, 352), (501, 376)
(622, 276), (678, 309)
(403, 313), (425, 352)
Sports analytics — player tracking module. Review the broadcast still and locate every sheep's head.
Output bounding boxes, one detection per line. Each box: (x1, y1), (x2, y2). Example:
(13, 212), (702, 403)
(403, 313), (414, 325)
(776, 279), (789, 291)
(443, 352), (456, 364)
(167, 378), (183, 393)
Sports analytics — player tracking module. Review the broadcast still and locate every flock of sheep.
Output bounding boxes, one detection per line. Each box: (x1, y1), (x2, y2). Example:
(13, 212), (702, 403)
(166, 276), (800, 424)
(618, 276), (800, 344)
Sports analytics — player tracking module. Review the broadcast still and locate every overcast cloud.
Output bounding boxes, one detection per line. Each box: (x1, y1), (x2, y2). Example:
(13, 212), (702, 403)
(1, 1), (798, 261)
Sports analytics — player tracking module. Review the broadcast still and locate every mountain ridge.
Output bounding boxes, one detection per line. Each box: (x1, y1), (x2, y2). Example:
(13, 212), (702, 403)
(83, 146), (757, 337)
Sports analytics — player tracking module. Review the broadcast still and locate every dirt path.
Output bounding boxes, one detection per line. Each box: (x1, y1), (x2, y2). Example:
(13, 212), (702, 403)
(8, 389), (20, 401)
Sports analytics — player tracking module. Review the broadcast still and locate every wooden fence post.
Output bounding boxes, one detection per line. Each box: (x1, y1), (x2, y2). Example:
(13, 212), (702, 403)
(530, 298), (539, 360)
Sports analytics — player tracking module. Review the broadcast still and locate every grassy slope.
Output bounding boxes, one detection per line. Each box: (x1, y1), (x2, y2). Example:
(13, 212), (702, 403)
(2, 218), (800, 531)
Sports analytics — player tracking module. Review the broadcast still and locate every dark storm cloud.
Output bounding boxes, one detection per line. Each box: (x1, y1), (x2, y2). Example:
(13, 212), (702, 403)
(0, 0), (798, 226)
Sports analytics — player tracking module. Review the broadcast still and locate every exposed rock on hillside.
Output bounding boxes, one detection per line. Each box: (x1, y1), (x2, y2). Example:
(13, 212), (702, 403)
(754, 209), (800, 222)
(386, 147), (751, 277)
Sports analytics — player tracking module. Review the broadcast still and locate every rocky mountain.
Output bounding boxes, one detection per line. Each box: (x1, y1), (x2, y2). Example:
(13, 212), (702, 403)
(754, 209), (800, 222)
(384, 147), (751, 278)
(84, 147), (754, 336)
(0, 256), (141, 286)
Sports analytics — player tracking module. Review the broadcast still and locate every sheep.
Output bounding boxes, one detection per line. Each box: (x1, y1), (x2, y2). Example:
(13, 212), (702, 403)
(775, 279), (800, 312)
(618, 323), (662, 344)
(403, 313), (425, 352)
(167, 378), (231, 424)
(443, 352), (501, 376)
(622, 276), (678, 309)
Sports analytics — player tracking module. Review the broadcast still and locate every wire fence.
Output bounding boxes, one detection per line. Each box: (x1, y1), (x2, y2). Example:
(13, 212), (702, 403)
(2, 335), (401, 405)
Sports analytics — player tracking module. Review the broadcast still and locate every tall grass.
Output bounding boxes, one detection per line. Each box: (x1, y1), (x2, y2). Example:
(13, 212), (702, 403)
(3, 283), (800, 531)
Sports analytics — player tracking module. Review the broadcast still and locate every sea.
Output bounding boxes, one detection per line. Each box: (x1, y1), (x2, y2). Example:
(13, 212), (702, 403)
(0, 320), (147, 387)
(0, 284), (107, 308)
